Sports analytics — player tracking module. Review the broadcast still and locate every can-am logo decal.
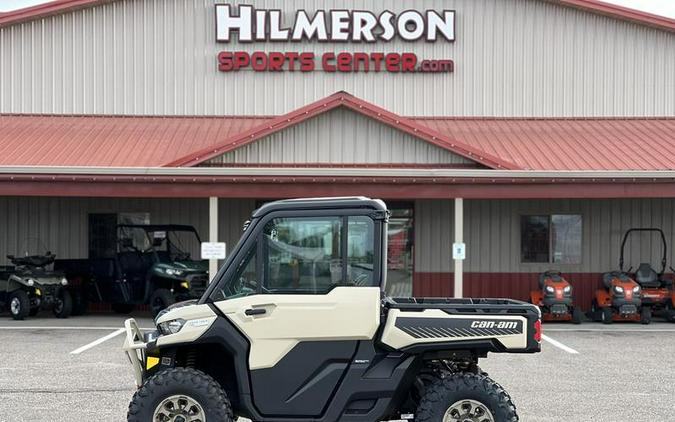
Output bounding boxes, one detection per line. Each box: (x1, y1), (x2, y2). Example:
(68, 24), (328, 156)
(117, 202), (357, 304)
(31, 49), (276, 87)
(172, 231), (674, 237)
(470, 321), (519, 330)
(215, 4), (455, 74)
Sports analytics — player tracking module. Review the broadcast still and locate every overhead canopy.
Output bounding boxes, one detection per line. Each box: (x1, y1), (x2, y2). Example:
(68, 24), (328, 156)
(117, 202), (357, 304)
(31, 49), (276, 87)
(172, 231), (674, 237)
(1, 92), (674, 171)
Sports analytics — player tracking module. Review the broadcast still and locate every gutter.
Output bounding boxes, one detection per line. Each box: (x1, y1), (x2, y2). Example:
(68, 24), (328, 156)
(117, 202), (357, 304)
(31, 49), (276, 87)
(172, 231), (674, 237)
(1, 166), (675, 180)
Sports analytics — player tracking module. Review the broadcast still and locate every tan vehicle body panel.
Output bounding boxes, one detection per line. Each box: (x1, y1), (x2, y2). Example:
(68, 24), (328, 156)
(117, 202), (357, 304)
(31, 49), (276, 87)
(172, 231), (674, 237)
(381, 308), (528, 350)
(215, 287), (381, 370)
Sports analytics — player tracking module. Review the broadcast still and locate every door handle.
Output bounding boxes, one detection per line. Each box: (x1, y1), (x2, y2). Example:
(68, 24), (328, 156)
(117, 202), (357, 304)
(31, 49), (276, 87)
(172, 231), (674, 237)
(245, 308), (266, 316)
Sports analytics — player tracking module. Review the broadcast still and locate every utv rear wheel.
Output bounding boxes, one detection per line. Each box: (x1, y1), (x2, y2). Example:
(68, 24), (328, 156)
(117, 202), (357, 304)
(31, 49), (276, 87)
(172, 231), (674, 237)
(53, 290), (73, 318)
(150, 288), (175, 317)
(640, 307), (652, 325)
(71, 289), (88, 316)
(9, 290), (30, 320)
(571, 308), (583, 324)
(601, 307), (613, 324)
(416, 372), (517, 422)
(127, 367), (233, 422)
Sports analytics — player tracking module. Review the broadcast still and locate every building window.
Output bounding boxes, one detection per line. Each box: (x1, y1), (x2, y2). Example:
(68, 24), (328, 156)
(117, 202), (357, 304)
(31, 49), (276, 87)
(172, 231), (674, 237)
(385, 203), (414, 297)
(521, 215), (582, 264)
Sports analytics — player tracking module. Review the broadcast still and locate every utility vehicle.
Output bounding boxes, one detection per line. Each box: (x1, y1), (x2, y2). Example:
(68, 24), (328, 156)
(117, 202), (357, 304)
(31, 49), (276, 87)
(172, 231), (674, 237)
(0, 239), (71, 320)
(529, 271), (582, 324)
(57, 225), (208, 316)
(619, 228), (675, 321)
(123, 197), (541, 422)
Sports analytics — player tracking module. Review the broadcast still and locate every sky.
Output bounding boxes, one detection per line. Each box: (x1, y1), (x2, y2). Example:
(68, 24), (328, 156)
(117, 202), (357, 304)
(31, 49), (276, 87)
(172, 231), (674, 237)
(1, 0), (675, 18)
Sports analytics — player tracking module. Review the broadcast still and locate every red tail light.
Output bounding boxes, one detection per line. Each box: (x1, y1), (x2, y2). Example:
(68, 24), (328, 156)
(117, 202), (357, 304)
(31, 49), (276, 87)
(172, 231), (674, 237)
(534, 319), (542, 343)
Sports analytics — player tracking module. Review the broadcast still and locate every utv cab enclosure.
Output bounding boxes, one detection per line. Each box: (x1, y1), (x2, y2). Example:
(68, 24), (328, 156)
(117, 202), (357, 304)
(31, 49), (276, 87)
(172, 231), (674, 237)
(123, 197), (541, 422)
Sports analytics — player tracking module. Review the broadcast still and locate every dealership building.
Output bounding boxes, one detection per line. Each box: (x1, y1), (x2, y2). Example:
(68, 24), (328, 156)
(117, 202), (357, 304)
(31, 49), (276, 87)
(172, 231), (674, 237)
(1, 0), (675, 308)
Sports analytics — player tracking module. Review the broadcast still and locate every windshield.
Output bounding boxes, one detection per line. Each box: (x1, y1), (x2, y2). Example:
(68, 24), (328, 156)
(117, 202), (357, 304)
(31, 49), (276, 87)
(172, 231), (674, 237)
(149, 229), (201, 262)
(209, 243), (258, 302)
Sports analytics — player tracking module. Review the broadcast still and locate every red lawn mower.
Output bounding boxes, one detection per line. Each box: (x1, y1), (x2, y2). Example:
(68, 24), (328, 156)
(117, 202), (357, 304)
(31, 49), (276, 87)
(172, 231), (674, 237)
(620, 228), (675, 322)
(530, 271), (583, 324)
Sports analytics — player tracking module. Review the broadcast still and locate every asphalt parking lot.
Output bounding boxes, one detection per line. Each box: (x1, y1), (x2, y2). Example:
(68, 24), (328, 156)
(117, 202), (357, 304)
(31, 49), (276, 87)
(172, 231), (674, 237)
(0, 314), (674, 422)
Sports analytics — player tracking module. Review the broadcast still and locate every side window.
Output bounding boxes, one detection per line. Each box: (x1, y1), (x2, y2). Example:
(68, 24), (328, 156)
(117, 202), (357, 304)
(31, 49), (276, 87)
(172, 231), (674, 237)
(347, 216), (375, 286)
(209, 243), (258, 302)
(263, 217), (343, 294)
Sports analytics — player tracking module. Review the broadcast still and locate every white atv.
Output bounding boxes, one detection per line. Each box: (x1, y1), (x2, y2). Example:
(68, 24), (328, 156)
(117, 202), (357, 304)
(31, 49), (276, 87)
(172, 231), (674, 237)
(123, 197), (541, 422)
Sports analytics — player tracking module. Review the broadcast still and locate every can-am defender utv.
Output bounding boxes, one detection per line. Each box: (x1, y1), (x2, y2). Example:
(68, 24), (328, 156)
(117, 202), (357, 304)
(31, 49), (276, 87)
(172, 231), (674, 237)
(618, 228), (675, 321)
(529, 271), (583, 324)
(0, 239), (71, 320)
(123, 197), (541, 422)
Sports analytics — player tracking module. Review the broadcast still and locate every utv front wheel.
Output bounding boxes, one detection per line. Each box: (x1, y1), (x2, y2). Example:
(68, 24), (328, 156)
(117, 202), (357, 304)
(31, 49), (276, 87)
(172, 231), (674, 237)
(9, 290), (30, 320)
(127, 368), (233, 422)
(416, 372), (517, 422)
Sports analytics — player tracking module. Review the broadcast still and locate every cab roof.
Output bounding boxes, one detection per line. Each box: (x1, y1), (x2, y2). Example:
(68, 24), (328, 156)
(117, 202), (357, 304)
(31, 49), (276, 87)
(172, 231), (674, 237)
(252, 197), (388, 218)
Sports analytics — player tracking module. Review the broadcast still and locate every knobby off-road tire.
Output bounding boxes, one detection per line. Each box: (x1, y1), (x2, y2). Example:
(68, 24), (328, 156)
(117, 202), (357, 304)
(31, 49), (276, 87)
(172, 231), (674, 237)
(416, 372), (518, 422)
(9, 290), (30, 320)
(53, 289), (73, 318)
(127, 367), (234, 422)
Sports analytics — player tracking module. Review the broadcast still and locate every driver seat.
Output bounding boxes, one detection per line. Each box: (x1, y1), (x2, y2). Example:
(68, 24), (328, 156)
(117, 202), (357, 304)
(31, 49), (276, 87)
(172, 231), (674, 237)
(634, 263), (661, 288)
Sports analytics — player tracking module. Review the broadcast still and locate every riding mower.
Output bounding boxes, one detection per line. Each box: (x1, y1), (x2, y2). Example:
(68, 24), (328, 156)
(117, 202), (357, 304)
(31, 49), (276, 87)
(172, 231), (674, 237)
(620, 228), (675, 321)
(530, 271), (583, 323)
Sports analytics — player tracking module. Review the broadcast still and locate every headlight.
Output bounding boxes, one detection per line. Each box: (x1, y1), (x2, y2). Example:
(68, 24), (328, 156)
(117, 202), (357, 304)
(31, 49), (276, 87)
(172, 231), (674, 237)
(632, 285), (641, 293)
(157, 318), (186, 335)
(614, 286), (624, 294)
(164, 268), (184, 277)
(26, 279), (35, 287)
(61, 278), (68, 286)
(563, 285), (572, 294)
(545, 286), (555, 293)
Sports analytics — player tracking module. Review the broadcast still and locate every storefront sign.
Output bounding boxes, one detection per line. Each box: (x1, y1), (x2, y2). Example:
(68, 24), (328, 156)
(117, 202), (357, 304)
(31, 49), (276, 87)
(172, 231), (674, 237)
(215, 4), (455, 74)
(201, 242), (227, 260)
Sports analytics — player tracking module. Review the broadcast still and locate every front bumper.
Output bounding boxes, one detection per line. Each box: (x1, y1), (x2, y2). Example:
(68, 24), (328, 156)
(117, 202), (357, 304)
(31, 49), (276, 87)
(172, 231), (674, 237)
(122, 318), (147, 387)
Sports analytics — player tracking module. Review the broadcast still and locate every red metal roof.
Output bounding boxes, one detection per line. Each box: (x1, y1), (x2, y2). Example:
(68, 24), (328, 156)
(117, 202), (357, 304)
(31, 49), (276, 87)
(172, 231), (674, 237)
(0, 115), (271, 167)
(413, 117), (675, 171)
(2, 0), (674, 32)
(2, 109), (674, 171)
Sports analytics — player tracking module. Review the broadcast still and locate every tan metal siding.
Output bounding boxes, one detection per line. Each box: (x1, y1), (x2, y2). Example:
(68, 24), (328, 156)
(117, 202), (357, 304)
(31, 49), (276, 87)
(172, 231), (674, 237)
(414, 200), (454, 272)
(206, 108), (475, 166)
(463, 198), (675, 273)
(1, 0), (673, 117)
(0, 197), (254, 265)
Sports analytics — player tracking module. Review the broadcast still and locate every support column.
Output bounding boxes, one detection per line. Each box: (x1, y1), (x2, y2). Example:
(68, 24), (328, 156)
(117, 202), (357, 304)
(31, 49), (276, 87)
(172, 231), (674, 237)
(454, 198), (464, 298)
(209, 196), (219, 282)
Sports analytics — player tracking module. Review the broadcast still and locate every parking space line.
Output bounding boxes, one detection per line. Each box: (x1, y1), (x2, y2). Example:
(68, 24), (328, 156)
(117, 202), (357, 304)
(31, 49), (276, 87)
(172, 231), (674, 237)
(545, 328), (675, 332)
(0, 325), (154, 331)
(541, 334), (579, 354)
(70, 328), (126, 355)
